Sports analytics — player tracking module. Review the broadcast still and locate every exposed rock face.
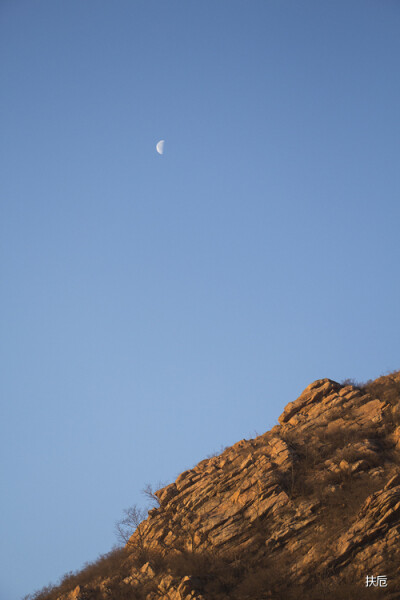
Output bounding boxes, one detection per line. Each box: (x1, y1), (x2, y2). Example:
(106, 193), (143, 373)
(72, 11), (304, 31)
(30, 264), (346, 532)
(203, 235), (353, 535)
(33, 371), (400, 599)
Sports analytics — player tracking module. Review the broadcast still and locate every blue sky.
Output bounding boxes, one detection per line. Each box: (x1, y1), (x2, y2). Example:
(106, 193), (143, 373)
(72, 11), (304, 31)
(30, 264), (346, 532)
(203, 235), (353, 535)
(1, 1), (399, 598)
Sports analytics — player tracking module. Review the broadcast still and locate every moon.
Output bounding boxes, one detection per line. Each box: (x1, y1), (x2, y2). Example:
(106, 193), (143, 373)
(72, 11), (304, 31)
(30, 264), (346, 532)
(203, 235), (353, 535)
(156, 140), (165, 155)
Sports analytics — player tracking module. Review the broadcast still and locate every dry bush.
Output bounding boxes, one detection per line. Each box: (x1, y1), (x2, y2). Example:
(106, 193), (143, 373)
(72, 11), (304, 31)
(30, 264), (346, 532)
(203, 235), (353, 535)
(364, 371), (400, 406)
(165, 548), (222, 578)
(115, 505), (147, 548)
(340, 378), (366, 390)
(232, 564), (276, 599)
(26, 547), (131, 600)
(161, 549), (239, 597)
(26, 586), (56, 600)
(318, 474), (384, 544)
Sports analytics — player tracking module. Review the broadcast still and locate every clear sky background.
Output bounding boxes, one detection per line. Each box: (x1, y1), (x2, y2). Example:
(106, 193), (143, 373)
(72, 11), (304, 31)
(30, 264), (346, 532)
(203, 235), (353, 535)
(1, 1), (399, 598)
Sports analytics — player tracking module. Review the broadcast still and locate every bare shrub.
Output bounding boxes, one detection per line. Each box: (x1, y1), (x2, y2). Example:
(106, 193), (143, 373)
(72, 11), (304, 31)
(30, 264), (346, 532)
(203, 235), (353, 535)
(340, 378), (366, 390)
(142, 482), (162, 508)
(364, 370), (400, 406)
(114, 504), (157, 567)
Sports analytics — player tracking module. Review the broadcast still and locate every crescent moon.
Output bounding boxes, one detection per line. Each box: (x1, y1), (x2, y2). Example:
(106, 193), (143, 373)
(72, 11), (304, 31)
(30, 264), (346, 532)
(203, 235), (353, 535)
(156, 140), (165, 154)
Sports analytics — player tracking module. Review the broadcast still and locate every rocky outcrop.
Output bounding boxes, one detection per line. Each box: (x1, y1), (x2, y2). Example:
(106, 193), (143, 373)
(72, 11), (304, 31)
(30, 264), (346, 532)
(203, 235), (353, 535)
(31, 370), (400, 600)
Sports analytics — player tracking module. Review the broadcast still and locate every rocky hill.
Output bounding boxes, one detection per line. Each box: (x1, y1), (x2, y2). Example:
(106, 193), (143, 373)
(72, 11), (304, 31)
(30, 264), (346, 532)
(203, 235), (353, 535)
(28, 371), (400, 600)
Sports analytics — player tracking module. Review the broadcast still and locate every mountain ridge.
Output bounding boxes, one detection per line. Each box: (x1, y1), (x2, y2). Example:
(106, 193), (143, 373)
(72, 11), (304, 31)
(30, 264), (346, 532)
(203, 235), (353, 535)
(27, 370), (400, 600)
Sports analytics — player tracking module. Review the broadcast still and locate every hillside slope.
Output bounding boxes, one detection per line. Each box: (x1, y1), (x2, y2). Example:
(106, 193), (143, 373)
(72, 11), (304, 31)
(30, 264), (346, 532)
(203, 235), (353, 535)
(28, 371), (400, 600)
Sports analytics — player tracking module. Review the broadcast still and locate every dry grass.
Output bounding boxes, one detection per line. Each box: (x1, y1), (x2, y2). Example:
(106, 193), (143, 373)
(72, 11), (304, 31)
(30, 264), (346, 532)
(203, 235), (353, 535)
(25, 547), (155, 600)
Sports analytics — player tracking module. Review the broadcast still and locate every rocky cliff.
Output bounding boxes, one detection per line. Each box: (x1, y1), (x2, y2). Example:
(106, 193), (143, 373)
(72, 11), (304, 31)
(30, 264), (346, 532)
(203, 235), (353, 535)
(29, 371), (400, 600)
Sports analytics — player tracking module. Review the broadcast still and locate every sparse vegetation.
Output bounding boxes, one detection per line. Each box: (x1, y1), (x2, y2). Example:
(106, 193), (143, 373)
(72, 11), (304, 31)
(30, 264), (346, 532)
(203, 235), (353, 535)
(115, 505), (148, 548)
(25, 547), (134, 600)
(141, 482), (164, 508)
(342, 370), (400, 406)
(364, 370), (400, 407)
